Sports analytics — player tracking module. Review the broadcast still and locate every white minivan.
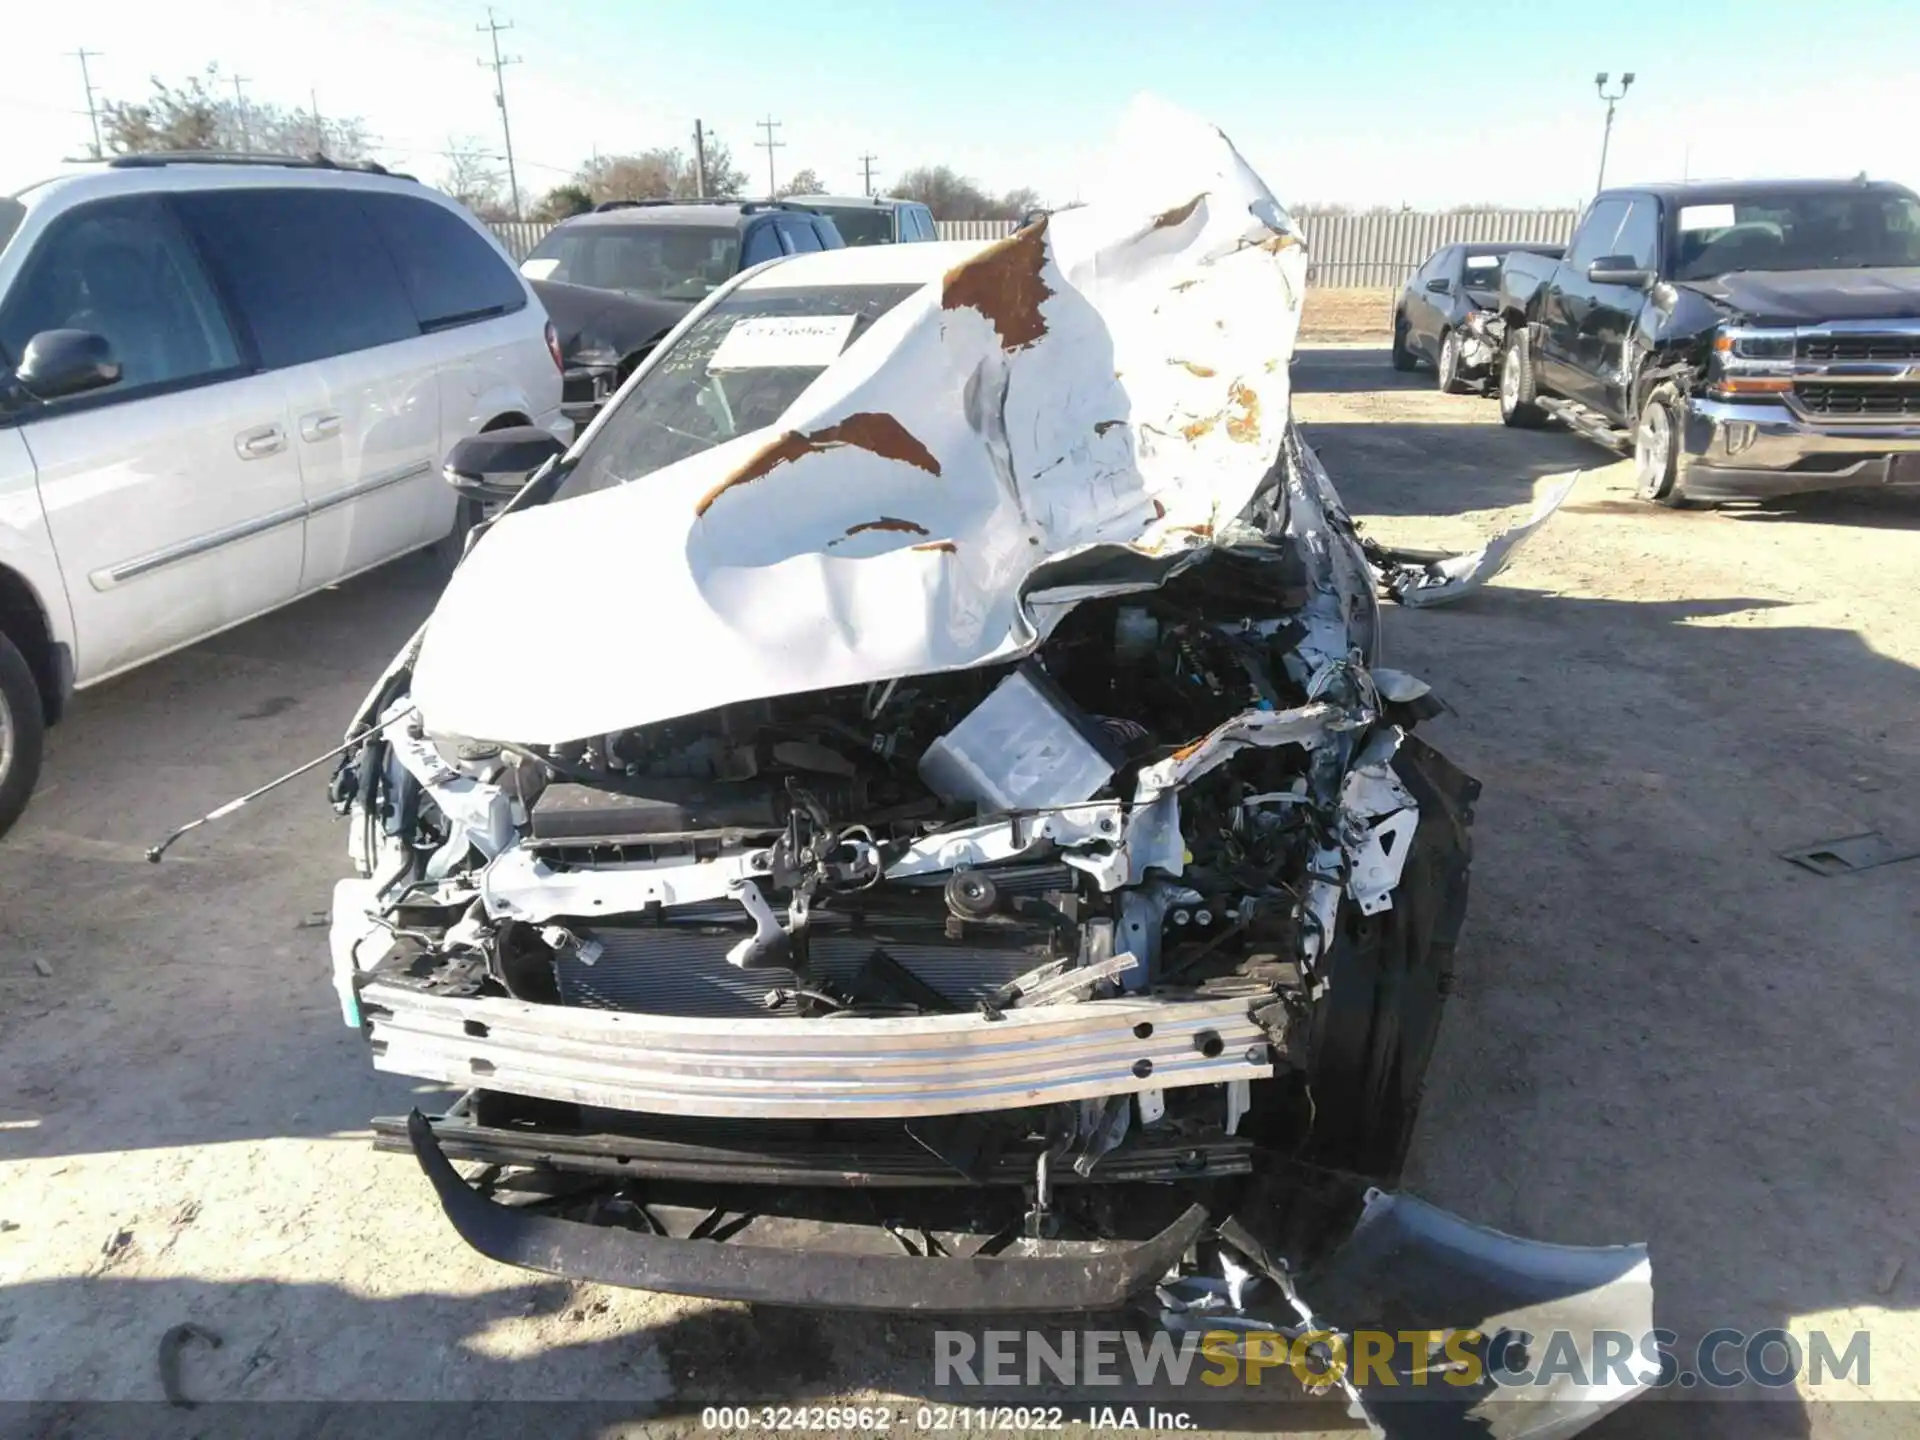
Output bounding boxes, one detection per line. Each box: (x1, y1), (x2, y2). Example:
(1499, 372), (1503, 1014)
(0, 156), (569, 836)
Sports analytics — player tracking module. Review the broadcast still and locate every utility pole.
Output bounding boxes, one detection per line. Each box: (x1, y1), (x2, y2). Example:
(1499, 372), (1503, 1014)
(756, 114), (784, 198)
(1593, 71), (1635, 193)
(231, 73), (252, 153)
(476, 8), (523, 220)
(692, 120), (708, 198)
(70, 48), (104, 158)
(858, 152), (878, 198)
(310, 88), (325, 156)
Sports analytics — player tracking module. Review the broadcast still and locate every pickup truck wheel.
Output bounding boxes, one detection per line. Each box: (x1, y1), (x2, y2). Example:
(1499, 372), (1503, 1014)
(1436, 329), (1468, 394)
(1498, 330), (1548, 428)
(1634, 385), (1687, 505)
(1390, 312), (1418, 372)
(0, 632), (46, 839)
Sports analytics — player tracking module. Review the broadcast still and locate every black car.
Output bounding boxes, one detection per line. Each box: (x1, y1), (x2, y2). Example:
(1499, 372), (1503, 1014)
(784, 194), (937, 246)
(1496, 178), (1920, 505)
(1391, 242), (1565, 392)
(522, 199), (846, 423)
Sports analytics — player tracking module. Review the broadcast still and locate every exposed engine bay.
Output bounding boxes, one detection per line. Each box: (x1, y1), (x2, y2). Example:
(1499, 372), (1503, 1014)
(314, 98), (1647, 1437)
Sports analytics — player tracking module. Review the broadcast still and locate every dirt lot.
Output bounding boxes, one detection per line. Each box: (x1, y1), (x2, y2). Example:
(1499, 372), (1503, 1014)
(1301, 287), (1396, 343)
(2, 323), (1916, 1437)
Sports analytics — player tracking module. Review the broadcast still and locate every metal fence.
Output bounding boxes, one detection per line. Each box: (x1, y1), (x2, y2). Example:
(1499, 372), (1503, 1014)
(484, 208), (1581, 287)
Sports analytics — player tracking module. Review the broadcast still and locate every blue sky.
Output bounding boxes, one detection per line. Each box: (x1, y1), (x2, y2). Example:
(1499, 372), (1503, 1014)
(8, 0), (1917, 209)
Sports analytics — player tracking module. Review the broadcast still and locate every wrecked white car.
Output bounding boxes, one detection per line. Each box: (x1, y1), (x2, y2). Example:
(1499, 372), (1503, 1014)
(315, 102), (1643, 1434)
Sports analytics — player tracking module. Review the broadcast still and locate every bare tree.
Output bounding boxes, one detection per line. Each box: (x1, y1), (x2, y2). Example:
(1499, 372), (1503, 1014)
(777, 167), (823, 198)
(891, 165), (1037, 221)
(99, 65), (367, 160)
(440, 137), (512, 220)
(573, 137), (749, 204)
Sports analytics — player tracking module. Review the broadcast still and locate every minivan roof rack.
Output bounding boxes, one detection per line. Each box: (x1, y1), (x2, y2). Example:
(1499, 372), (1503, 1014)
(103, 152), (415, 180)
(590, 197), (824, 215)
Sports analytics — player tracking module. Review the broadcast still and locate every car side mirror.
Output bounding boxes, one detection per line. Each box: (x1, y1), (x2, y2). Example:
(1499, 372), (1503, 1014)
(1587, 255), (1655, 289)
(14, 329), (121, 402)
(442, 426), (567, 504)
(1425, 277), (1452, 294)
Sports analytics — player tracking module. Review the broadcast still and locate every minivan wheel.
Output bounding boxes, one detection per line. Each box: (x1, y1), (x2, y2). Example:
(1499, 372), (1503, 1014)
(1634, 384), (1687, 506)
(0, 631), (47, 839)
(1390, 312), (1418, 372)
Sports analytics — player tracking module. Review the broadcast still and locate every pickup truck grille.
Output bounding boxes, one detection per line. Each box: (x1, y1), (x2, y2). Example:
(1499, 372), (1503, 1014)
(1794, 382), (1920, 418)
(1798, 334), (1920, 363)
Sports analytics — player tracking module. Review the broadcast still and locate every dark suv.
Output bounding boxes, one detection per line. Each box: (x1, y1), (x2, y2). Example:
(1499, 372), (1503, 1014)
(522, 199), (847, 422)
(784, 195), (937, 246)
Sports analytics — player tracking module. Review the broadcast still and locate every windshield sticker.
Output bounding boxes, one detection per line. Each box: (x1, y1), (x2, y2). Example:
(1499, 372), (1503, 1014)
(520, 258), (561, 280)
(1678, 204), (1737, 232)
(711, 315), (859, 370)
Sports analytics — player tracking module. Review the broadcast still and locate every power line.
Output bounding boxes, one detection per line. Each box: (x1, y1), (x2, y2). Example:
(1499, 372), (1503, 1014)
(476, 8), (523, 220)
(756, 114), (784, 198)
(69, 48), (104, 158)
(858, 152), (879, 197)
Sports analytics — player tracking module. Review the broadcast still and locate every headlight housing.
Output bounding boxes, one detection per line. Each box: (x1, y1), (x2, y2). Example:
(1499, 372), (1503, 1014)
(1709, 326), (1795, 397)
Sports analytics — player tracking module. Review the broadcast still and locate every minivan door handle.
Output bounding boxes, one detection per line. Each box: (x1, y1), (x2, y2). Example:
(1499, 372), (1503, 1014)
(234, 423), (287, 460)
(299, 410), (343, 442)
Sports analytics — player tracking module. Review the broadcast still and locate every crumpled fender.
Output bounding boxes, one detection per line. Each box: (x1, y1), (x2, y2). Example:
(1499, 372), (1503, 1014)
(1369, 474), (1578, 609)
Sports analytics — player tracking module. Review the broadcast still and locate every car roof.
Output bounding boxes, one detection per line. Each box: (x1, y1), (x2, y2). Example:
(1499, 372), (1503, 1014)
(736, 239), (987, 290)
(791, 194), (921, 209)
(1597, 178), (1918, 205)
(10, 156), (444, 210)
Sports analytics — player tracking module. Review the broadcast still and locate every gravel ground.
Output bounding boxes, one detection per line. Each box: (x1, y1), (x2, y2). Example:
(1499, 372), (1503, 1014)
(1, 331), (1915, 1438)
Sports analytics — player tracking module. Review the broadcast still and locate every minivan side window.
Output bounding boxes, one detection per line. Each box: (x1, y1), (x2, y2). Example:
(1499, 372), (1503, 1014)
(361, 193), (527, 329)
(0, 195), (242, 400)
(176, 188), (416, 368)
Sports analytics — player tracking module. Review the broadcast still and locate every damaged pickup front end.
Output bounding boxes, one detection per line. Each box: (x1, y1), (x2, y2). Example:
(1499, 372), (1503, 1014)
(326, 99), (1644, 1435)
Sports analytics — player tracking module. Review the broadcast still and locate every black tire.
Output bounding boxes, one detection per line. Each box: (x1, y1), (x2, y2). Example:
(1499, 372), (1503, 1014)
(1296, 736), (1479, 1182)
(0, 631), (47, 840)
(1633, 383), (1688, 506)
(1436, 328), (1468, 394)
(1390, 311), (1418, 372)
(428, 495), (485, 577)
(1497, 327), (1548, 428)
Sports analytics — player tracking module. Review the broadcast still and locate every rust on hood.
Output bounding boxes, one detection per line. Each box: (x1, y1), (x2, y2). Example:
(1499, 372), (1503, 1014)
(1173, 360), (1217, 378)
(1181, 414), (1219, 441)
(911, 540), (958, 553)
(1152, 194), (1206, 230)
(695, 413), (943, 517)
(1226, 382), (1261, 444)
(845, 516), (931, 537)
(941, 220), (1054, 353)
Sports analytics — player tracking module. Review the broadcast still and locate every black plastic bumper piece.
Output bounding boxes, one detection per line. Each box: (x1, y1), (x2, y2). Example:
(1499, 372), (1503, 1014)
(406, 1110), (1209, 1312)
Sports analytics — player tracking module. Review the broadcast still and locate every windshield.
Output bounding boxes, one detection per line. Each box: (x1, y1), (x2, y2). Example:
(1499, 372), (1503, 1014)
(812, 206), (895, 246)
(553, 282), (925, 503)
(524, 224), (740, 301)
(1672, 191), (1920, 281)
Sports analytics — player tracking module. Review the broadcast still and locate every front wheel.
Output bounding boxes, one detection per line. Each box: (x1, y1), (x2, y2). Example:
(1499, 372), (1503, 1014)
(1390, 311), (1418, 372)
(1498, 329), (1548, 428)
(1436, 329), (1468, 394)
(0, 631), (47, 839)
(1634, 384), (1688, 506)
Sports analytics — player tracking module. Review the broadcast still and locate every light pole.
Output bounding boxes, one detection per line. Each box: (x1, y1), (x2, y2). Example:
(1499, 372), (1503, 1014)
(1594, 71), (1635, 193)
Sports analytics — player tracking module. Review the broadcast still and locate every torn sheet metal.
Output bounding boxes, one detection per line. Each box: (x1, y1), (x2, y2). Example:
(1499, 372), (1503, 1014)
(410, 95), (1307, 745)
(1372, 474), (1580, 609)
(1157, 1191), (1655, 1439)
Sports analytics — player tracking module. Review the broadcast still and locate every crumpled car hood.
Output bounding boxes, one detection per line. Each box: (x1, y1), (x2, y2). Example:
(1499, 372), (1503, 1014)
(411, 96), (1307, 745)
